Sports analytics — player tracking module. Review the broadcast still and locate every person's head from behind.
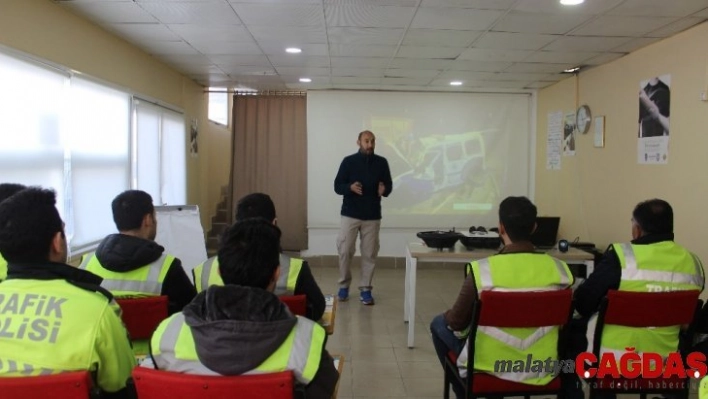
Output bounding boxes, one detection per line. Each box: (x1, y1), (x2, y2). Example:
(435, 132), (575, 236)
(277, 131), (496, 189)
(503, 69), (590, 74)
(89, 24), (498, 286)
(358, 130), (375, 155)
(0, 187), (67, 264)
(235, 193), (276, 225)
(218, 218), (282, 291)
(632, 199), (673, 239)
(0, 183), (27, 203)
(498, 196), (537, 245)
(112, 190), (156, 241)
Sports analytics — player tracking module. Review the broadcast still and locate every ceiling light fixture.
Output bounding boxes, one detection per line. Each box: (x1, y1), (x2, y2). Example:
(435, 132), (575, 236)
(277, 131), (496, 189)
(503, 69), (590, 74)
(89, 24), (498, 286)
(299, 78), (312, 83)
(560, 0), (584, 5)
(562, 66), (581, 73)
(286, 47), (302, 54)
(450, 81), (463, 86)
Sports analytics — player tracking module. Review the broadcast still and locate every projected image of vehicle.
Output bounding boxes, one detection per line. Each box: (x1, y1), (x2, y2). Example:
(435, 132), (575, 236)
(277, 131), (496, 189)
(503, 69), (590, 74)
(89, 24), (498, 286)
(393, 132), (486, 206)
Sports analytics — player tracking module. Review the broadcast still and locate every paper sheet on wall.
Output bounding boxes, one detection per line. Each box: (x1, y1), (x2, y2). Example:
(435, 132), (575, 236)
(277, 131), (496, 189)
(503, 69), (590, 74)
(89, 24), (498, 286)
(546, 111), (563, 170)
(154, 205), (208, 282)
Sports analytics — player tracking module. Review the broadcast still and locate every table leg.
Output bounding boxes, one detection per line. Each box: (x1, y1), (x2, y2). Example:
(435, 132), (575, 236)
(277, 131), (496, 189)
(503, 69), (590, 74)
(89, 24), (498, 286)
(404, 249), (411, 322)
(407, 256), (417, 348)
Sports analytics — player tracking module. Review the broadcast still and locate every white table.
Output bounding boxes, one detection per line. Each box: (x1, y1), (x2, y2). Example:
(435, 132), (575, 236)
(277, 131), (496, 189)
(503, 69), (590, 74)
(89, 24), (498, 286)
(403, 242), (595, 348)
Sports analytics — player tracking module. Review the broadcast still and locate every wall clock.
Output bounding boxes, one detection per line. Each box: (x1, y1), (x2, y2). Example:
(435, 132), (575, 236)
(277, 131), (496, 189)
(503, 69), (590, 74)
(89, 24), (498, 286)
(576, 105), (592, 134)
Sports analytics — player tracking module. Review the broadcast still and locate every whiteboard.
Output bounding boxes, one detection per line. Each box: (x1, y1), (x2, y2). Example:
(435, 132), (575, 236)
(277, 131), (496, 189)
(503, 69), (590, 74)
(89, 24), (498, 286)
(154, 205), (208, 282)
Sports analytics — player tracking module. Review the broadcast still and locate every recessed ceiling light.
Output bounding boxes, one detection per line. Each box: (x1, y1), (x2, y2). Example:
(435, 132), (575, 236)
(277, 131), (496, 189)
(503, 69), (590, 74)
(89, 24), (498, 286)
(562, 66), (581, 73)
(286, 47), (302, 54)
(299, 78), (312, 83)
(560, 0), (584, 5)
(450, 81), (463, 86)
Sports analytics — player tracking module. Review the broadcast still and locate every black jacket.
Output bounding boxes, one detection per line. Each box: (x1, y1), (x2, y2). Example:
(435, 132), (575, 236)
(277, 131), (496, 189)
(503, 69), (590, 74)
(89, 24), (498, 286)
(573, 232), (677, 318)
(334, 151), (392, 220)
(180, 285), (339, 399)
(293, 261), (326, 321)
(95, 234), (196, 315)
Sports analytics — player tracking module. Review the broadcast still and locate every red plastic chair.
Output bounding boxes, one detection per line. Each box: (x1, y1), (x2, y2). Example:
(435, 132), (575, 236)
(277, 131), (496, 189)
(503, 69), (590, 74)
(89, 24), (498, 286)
(130, 366), (296, 399)
(444, 289), (573, 399)
(116, 296), (169, 340)
(279, 294), (307, 317)
(589, 290), (702, 399)
(0, 370), (98, 399)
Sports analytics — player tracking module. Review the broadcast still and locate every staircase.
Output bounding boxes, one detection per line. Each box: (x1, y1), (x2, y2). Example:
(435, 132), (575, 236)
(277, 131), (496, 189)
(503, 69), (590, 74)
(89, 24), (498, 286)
(206, 185), (230, 257)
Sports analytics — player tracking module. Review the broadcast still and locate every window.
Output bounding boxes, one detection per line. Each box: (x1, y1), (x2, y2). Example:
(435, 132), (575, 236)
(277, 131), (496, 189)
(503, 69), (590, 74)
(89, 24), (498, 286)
(208, 89), (228, 125)
(133, 99), (186, 205)
(0, 48), (186, 253)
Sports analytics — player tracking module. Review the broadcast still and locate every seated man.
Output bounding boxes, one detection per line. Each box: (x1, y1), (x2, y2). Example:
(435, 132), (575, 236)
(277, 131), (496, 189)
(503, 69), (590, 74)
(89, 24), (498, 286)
(430, 196), (574, 398)
(0, 183), (26, 281)
(0, 187), (135, 397)
(193, 193), (326, 321)
(569, 199), (704, 398)
(150, 218), (339, 399)
(80, 190), (196, 315)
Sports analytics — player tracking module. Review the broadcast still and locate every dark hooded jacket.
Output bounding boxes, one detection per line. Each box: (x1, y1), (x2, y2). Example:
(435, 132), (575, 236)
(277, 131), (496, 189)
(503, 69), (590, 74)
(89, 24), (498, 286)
(181, 285), (338, 399)
(94, 234), (196, 314)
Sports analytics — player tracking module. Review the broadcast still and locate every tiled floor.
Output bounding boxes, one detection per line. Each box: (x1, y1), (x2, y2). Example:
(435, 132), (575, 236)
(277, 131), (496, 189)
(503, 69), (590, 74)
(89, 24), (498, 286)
(312, 265), (462, 399)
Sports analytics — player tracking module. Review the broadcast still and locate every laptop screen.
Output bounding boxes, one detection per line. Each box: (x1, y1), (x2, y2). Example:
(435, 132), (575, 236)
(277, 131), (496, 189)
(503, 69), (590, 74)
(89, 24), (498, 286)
(531, 217), (560, 248)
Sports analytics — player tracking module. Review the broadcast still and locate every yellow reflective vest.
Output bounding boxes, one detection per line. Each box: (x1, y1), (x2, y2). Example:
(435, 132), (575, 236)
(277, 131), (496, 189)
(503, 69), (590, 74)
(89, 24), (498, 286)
(458, 253), (574, 385)
(0, 253), (6, 281)
(79, 253), (173, 298)
(0, 276), (135, 392)
(193, 254), (303, 295)
(151, 312), (325, 384)
(599, 242), (704, 359)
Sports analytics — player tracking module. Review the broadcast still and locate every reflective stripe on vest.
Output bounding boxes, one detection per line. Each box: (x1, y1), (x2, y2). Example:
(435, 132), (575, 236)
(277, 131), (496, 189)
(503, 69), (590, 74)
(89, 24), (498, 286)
(460, 254), (573, 383)
(274, 255), (303, 296)
(152, 312), (324, 384)
(194, 257), (221, 293)
(79, 253), (172, 296)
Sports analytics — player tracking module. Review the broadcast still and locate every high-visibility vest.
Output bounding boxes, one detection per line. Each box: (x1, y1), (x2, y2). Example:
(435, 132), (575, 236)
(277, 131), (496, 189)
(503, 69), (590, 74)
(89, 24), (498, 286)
(151, 312), (325, 384)
(457, 253), (573, 384)
(598, 242), (704, 359)
(0, 278), (136, 393)
(0, 253), (6, 280)
(700, 376), (708, 399)
(79, 253), (173, 298)
(193, 254), (303, 295)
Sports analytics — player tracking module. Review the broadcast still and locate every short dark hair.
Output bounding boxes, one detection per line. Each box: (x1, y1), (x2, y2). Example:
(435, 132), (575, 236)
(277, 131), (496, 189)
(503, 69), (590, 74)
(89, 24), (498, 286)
(0, 187), (63, 263)
(0, 183), (27, 203)
(218, 218), (282, 289)
(633, 199), (673, 235)
(235, 193), (276, 222)
(111, 190), (154, 231)
(358, 130), (374, 140)
(499, 196), (537, 242)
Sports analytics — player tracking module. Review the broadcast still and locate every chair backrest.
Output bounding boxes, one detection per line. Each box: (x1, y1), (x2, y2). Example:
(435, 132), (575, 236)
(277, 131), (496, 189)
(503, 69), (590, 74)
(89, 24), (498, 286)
(600, 289), (700, 327)
(477, 289), (573, 328)
(130, 366), (294, 399)
(279, 294), (307, 317)
(0, 371), (97, 399)
(116, 295), (169, 340)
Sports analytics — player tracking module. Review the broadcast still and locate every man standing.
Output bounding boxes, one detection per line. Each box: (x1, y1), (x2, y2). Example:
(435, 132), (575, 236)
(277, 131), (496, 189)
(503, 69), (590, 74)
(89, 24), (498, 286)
(80, 190), (196, 315)
(334, 130), (392, 305)
(0, 188), (135, 397)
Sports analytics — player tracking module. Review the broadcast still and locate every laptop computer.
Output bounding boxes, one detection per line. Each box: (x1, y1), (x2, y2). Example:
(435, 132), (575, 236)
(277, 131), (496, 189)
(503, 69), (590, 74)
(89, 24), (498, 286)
(531, 217), (561, 249)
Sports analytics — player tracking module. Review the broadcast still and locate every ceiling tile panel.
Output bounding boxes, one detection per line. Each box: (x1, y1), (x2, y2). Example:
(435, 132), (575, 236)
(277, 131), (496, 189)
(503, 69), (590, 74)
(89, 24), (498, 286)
(329, 44), (397, 57)
(610, 37), (662, 53)
(608, 0), (708, 17)
(327, 27), (404, 45)
(513, 0), (624, 15)
(396, 46), (465, 59)
(231, 4), (323, 26)
(543, 36), (633, 52)
(504, 63), (574, 73)
(60, 2), (157, 24)
(493, 11), (592, 34)
(646, 17), (706, 37)
(524, 51), (600, 64)
(388, 58), (454, 69)
(258, 43), (329, 56)
(330, 57), (390, 68)
(139, 3), (241, 24)
(411, 7), (503, 30)
(274, 66), (331, 76)
(108, 23), (181, 42)
(447, 60), (513, 72)
(420, 0), (516, 9)
(249, 26), (327, 43)
(384, 69), (442, 78)
(402, 29), (482, 47)
(190, 41), (263, 55)
(325, 5), (416, 28)
(571, 16), (679, 37)
(458, 48), (534, 62)
(331, 67), (385, 77)
(474, 32), (561, 50)
(168, 24), (252, 42)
